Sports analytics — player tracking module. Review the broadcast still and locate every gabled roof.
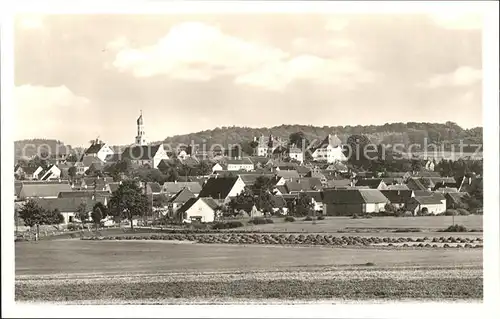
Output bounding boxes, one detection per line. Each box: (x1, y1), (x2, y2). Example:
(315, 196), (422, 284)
(326, 179), (352, 188)
(317, 134), (342, 149)
(406, 178), (428, 191)
(322, 189), (389, 204)
(121, 144), (161, 161)
(105, 154), (122, 162)
(227, 157), (254, 165)
(19, 183), (72, 198)
(81, 156), (105, 168)
(436, 187), (459, 193)
(306, 171), (327, 180)
(177, 197), (219, 213)
(169, 188), (196, 204)
(33, 197), (98, 213)
(445, 192), (469, 206)
(386, 184), (410, 190)
(239, 174), (276, 186)
(248, 156), (270, 165)
(411, 196), (443, 205)
(296, 166), (312, 174)
(276, 170), (300, 179)
(288, 147), (302, 154)
(355, 178), (384, 189)
(20, 166), (41, 175)
(325, 162), (348, 172)
(413, 170), (441, 178)
(58, 190), (111, 198)
(380, 190), (414, 204)
(198, 176), (240, 199)
(162, 181), (203, 194)
(285, 178), (323, 192)
(275, 185), (289, 194)
(84, 143), (105, 155)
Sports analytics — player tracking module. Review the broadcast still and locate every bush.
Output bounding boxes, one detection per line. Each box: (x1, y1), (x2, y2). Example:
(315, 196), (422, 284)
(67, 223), (83, 231)
(352, 214), (360, 219)
(457, 208), (470, 216)
(304, 216), (313, 221)
(442, 224), (468, 232)
(284, 216), (295, 222)
(212, 221), (244, 230)
(265, 218), (274, 224)
(317, 215), (325, 221)
(248, 218), (272, 225)
(444, 209), (458, 216)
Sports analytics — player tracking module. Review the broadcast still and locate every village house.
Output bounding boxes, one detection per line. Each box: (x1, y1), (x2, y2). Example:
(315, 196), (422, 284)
(406, 177), (431, 191)
(38, 164), (62, 181)
(58, 190), (111, 206)
(14, 165), (44, 180)
(211, 163), (224, 173)
(406, 196), (446, 215)
(162, 181), (203, 197)
(305, 191), (324, 213)
(33, 197), (98, 224)
(322, 189), (390, 216)
(198, 176), (246, 204)
(311, 134), (347, 163)
(386, 184), (410, 190)
(284, 177), (323, 193)
(18, 182), (73, 200)
(288, 146), (304, 163)
(380, 190), (415, 209)
(168, 188), (196, 216)
(326, 179), (354, 189)
(177, 197), (220, 223)
(276, 170), (300, 182)
(325, 162), (349, 173)
(355, 178), (388, 190)
(255, 134), (283, 157)
(83, 139), (115, 163)
(226, 157), (254, 171)
(445, 192), (470, 210)
(120, 143), (169, 169)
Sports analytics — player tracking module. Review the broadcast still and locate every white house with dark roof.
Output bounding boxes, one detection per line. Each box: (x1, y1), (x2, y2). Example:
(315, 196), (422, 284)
(120, 144), (169, 169)
(226, 157), (254, 171)
(198, 176), (246, 204)
(311, 134), (347, 163)
(39, 164), (61, 181)
(288, 146), (304, 163)
(177, 197), (220, 223)
(14, 165), (44, 180)
(83, 139), (114, 163)
(256, 134), (284, 157)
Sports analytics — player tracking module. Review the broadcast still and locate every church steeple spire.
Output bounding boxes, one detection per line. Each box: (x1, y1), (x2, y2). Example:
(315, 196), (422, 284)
(135, 110), (147, 145)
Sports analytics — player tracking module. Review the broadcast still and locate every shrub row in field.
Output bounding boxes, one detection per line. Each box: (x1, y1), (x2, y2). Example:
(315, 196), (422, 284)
(81, 234), (482, 249)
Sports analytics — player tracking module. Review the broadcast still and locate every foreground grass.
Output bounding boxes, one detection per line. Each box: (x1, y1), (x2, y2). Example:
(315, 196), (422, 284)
(16, 277), (482, 302)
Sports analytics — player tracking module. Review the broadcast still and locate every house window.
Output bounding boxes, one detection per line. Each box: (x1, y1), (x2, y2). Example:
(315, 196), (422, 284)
(69, 216), (74, 223)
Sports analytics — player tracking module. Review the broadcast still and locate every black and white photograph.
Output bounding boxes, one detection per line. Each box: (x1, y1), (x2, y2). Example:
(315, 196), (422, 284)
(1, 1), (499, 317)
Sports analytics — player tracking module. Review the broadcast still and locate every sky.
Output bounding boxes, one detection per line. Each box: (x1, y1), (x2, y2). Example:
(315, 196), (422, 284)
(14, 13), (482, 147)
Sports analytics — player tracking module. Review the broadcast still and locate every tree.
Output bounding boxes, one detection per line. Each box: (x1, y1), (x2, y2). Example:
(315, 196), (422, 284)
(293, 192), (314, 217)
(289, 132), (309, 149)
(249, 140), (259, 155)
(18, 200), (64, 240)
(91, 202), (107, 232)
(108, 180), (149, 230)
(198, 161), (212, 176)
(344, 134), (371, 169)
(18, 200), (46, 228)
(75, 202), (89, 228)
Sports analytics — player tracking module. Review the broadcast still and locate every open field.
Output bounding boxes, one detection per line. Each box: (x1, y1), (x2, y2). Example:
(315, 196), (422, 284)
(239, 215), (483, 232)
(16, 240), (482, 302)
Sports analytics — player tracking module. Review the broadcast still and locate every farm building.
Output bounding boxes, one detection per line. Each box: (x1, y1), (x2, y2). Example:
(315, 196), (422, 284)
(32, 197), (98, 224)
(445, 192), (470, 210)
(18, 182), (73, 199)
(322, 189), (390, 216)
(226, 157), (254, 171)
(198, 176), (246, 204)
(168, 188), (196, 215)
(380, 190), (415, 209)
(162, 181), (203, 197)
(406, 195), (446, 216)
(355, 178), (388, 190)
(305, 191), (324, 212)
(177, 197), (220, 223)
(270, 196), (289, 215)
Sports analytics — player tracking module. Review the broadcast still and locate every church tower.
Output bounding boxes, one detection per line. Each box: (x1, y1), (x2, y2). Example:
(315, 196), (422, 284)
(135, 110), (147, 146)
